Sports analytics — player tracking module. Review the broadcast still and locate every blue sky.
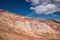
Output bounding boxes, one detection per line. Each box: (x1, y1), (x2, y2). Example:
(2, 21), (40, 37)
(0, 0), (60, 21)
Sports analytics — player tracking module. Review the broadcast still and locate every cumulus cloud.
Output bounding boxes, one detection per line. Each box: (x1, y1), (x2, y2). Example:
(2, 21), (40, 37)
(26, 0), (60, 14)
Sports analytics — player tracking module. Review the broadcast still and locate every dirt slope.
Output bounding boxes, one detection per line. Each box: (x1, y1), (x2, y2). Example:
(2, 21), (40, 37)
(0, 9), (60, 40)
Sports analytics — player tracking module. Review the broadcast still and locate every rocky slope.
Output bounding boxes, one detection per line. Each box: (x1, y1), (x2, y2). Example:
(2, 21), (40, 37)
(0, 9), (60, 40)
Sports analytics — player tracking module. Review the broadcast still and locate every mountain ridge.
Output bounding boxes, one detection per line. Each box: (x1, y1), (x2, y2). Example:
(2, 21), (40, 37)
(0, 9), (60, 40)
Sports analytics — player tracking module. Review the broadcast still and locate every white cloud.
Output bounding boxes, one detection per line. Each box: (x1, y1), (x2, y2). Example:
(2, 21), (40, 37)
(55, 0), (60, 2)
(26, 0), (60, 14)
(26, 0), (40, 5)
